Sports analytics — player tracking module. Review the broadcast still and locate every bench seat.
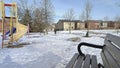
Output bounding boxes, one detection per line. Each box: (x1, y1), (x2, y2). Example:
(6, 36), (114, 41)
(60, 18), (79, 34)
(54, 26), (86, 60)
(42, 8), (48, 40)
(66, 53), (98, 68)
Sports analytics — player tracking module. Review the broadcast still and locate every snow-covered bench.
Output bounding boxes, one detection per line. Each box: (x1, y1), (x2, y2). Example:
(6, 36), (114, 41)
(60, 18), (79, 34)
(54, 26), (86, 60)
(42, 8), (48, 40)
(65, 34), (120, 68)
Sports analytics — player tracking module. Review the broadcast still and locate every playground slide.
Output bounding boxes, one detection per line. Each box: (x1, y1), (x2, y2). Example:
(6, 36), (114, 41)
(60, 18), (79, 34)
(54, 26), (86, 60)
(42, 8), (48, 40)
(9, 23), (28, 42)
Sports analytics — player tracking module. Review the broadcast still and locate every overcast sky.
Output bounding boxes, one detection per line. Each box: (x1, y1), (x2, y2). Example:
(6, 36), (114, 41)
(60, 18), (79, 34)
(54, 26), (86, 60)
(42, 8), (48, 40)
(4, 0), (120, 22)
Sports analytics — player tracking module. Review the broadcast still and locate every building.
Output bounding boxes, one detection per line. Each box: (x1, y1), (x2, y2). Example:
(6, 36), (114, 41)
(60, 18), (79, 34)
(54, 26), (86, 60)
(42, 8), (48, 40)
(48, 23), (56, 31)
(56, 19), (120, 30)
(76, 21), (85, 30)
(0, 19), (10, 32)
(115, 21), (120, 29)
(56, 20), (76, 31)
(56, 20), (85, 30)
(85, 20), (101, 30)
(107, 21), (115, 29)
(100, 21), (108, 29)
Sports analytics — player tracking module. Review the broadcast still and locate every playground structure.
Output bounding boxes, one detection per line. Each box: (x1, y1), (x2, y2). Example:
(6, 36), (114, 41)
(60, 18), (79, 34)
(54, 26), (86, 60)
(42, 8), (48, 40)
(0, 1), (28, 48)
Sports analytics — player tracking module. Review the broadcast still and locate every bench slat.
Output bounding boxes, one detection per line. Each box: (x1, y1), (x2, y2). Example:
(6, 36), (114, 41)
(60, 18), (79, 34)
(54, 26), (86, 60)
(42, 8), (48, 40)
(101, 52), (110, 68)
(83, 55), (91, 68)
(106, 34), (120, 47)
(103, 49), (120, 68)
(74, 55), (84, 68)
(91, 55), (98, 68)
(104, 40), (120, 65)
(65, 53), (79, 68)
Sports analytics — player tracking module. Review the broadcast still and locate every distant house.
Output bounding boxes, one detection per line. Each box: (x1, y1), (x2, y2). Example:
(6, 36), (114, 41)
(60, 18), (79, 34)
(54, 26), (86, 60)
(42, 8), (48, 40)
(114, 21), (120, 29)
(107, 21), (115, 29)
(101, 21), (118, 29)
(0, 19), (10, 32)
(56, 19), (120, 30)
(56, 20), (84, 31)
(85, 20), (101, 30)
(49, 23), (56, 31)
(76, 21), (85, 30)
(100, 21), (108, 29)
(56, 20), (75, 31)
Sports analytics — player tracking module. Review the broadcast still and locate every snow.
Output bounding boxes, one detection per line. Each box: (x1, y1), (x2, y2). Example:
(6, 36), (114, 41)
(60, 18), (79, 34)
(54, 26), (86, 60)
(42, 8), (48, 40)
(0, 30), (120, 68)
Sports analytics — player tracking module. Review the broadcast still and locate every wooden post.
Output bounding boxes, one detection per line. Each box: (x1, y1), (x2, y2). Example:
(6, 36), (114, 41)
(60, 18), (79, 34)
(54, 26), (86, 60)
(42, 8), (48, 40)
(10, 6), (13, 43)
(15, 3), (18, 33)
(1, 0), (5, 48)
(2, 18), (4, 48)
(27, 23), (30, 38)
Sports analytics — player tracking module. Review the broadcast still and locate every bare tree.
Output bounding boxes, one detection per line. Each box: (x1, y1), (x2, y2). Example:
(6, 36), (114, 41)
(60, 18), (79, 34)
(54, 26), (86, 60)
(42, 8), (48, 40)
(23, 9), (32, 23)
(79, 11), (85, 21)
(40, 0), (54, 34)
(85, 0), (92, 21)
(17, 0), (33, 23)
(17, 0), (54, 32)
(114, 15), (120, 34)
(103, 16), (109, 21)
(84, 0), (92, 37)
(63, 8), (75, 34)
(15, 0), (55, 32)
(32, 8), (46, 32)
(114, 15), (120, 21)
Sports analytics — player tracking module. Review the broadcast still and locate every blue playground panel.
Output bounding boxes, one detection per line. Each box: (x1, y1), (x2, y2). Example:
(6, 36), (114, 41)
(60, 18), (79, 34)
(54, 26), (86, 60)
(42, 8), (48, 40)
(5, 27), (16, 36)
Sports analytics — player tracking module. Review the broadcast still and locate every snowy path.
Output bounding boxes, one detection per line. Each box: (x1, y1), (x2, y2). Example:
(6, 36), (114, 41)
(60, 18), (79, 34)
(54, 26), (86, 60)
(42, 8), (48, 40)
(0, 30), (119, 68)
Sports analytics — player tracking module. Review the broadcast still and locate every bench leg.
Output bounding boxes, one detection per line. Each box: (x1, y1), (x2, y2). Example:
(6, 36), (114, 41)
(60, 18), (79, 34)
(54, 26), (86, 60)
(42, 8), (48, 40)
(98, 63), (104, 68)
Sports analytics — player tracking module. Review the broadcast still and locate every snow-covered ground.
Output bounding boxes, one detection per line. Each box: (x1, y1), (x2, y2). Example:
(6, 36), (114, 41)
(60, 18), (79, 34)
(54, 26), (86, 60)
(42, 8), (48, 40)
(0, 30), (120, 68)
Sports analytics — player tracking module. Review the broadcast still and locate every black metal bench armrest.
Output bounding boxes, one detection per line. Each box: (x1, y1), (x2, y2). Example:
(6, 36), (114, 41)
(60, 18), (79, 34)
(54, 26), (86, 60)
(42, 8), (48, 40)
(77, 42), (104, 56)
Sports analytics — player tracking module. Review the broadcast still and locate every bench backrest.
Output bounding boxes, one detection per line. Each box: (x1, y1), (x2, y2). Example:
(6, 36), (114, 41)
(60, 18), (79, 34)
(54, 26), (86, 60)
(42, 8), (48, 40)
(101, 34), (120, 68)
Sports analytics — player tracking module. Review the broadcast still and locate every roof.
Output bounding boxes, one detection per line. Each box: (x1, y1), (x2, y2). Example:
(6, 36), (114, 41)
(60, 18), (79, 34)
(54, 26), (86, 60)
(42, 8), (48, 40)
(57, 19), (119, 24)
(102, 21), (117, 24)
(84, 20), (102, 23)
(57, 19), (83, 24)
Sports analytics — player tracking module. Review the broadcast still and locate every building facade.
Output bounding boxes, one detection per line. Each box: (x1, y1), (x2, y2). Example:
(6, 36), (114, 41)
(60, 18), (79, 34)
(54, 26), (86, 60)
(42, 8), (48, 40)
(115, 22), (120, 29)
(56, 20), (85, 31)
(56, 19), (120, 30)
(100, 21), (108, 29)
(85, 20), (102, 30)
(0, 20), (10, 32)
(76, 21), (85, 30)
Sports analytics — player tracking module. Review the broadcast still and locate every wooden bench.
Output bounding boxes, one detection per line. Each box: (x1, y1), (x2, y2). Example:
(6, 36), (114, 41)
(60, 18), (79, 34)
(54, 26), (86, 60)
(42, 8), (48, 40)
(65, 34), (120, 68)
